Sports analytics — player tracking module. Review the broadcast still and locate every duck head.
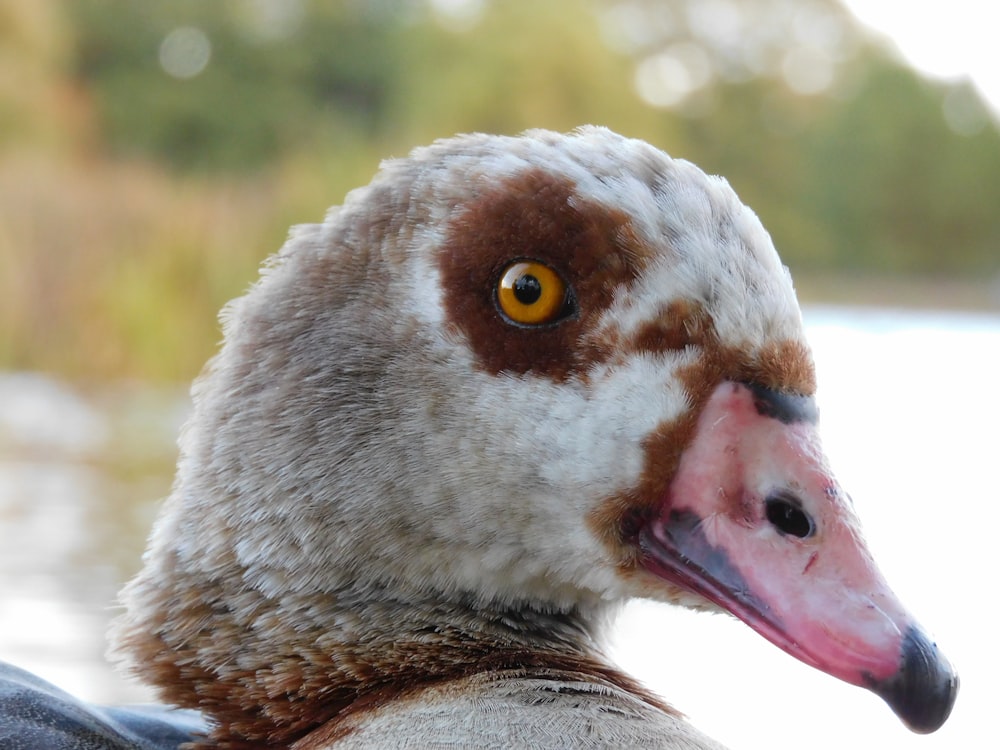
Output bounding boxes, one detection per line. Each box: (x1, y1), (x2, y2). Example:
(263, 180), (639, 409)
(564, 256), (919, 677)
(113, 127), (956, 745)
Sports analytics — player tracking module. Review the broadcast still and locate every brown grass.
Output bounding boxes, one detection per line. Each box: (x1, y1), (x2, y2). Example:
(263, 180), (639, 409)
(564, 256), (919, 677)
(0, 147), (382, 382)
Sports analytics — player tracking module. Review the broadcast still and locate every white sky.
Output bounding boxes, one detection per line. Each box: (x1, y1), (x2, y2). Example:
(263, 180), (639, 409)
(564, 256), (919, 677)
(841, 0), (1000, 115)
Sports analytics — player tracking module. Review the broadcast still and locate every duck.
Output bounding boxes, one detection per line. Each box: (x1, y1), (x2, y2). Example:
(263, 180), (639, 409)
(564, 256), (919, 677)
(1, 127), (957, 749)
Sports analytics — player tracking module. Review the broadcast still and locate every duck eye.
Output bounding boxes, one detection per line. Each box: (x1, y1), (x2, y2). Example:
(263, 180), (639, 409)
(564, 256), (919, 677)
(496, 261), (571, 326)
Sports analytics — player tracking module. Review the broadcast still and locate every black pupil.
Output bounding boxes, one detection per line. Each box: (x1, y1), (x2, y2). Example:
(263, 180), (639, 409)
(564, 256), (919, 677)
(513, 274), (543, 305)
(765, 495), (814, 538)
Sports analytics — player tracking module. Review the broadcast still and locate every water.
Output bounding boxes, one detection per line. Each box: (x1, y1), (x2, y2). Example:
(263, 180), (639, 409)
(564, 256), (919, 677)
(1, 306), (994, 748)
(0, 375), (186, 704)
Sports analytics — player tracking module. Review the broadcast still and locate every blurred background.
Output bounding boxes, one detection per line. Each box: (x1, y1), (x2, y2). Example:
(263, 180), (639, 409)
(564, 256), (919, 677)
(0, 1), (995, 748)
(2, 0), (1000, 380)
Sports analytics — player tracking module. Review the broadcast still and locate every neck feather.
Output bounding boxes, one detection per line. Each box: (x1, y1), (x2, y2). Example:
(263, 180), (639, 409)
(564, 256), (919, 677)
(118, 560), (670, 748)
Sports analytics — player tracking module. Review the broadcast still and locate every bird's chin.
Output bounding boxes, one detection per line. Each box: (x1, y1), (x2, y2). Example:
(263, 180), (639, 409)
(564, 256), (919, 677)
(634, 380), (958, 734)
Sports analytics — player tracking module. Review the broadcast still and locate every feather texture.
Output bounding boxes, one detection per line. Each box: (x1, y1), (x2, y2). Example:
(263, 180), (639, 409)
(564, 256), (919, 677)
(111, 127), (818, 749)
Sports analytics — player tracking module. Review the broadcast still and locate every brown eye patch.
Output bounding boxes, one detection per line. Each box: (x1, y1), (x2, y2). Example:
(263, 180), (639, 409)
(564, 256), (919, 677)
(436, 169), (649, 381)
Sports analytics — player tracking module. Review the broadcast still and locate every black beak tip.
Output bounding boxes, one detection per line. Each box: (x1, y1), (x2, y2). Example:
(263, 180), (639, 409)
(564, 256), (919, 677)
(871, 626), (959, 734)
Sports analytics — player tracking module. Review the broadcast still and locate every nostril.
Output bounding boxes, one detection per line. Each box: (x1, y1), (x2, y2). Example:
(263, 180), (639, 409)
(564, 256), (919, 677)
(765, 492), (815, 538)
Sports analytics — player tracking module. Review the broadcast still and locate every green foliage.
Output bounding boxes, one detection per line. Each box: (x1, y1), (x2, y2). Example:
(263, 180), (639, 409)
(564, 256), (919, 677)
(799, 63), (1000, 275)
(69, 0), (408, 169)
(66, 0), (664, 168)
(381, 1), (663, 145)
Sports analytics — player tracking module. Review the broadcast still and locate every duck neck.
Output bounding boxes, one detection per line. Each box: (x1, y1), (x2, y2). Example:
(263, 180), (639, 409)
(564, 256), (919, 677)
(155, 575), (657, 748)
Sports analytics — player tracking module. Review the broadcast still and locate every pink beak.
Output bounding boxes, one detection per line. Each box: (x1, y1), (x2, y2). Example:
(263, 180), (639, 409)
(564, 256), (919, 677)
(638, 381), (958, 733)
